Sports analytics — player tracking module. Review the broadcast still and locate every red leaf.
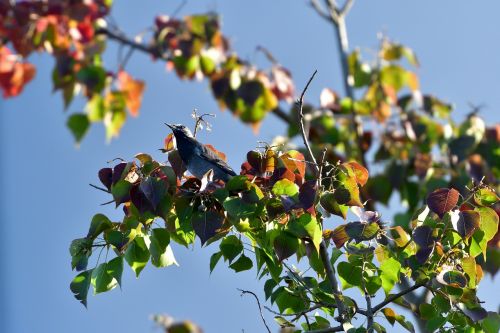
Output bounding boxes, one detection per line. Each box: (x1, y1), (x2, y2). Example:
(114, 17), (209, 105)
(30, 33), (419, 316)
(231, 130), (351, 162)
(163, 133), (176, 153)
(0, 46), (36, 98)
(205, 144), (227, 161)
(426, 188), (460, 218)
(456, 210), (480, 240)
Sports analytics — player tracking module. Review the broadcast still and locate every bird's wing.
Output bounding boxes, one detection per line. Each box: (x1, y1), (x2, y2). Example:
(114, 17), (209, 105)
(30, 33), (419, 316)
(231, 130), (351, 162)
(199, 145), (237, 176)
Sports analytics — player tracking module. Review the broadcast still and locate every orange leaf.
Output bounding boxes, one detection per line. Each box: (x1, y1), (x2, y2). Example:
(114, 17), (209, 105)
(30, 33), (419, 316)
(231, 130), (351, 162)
(163, 133), (176, 152)
(205, 144), (227, 161)
(0, 46), (36, 98)
(344, 161), (369, 186)
(118, 70), (145, 117)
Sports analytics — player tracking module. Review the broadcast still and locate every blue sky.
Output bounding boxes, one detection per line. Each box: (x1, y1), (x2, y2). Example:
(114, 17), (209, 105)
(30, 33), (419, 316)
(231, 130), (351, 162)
(1, 1), (499, 332)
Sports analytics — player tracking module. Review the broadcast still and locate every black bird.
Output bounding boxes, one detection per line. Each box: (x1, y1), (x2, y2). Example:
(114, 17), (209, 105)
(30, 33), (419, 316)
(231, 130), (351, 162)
(166, 123), (237, 182)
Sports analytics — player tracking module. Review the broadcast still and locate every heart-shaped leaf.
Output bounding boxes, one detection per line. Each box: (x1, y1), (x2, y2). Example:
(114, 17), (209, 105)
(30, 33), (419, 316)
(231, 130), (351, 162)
(426, 188), (459, 218)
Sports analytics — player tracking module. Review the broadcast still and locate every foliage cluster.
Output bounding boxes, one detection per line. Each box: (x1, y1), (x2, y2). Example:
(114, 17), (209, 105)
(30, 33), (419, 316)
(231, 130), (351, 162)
(1, 1), (499, 332)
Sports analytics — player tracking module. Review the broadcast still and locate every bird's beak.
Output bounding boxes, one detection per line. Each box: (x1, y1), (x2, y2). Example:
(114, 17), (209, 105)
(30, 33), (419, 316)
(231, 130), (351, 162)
(164, 123), (174, 130)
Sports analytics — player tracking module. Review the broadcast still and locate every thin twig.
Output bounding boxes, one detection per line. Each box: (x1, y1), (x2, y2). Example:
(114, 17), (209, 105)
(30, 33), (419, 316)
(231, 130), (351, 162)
(89, 183), (110, 193)
(297, 71), (349, 324)
(96, 27), (166, 60)
(305, 325), (343, 333)
(372, 281), (427, 313)
(309, 0), (332, 22)
(297, 70), (319, 174)
(340, 0), (355, 16)
(237, 289), (271, 333)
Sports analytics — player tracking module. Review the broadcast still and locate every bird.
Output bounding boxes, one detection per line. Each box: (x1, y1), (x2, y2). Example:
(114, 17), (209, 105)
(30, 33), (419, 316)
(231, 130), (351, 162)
(165, 123), (237, 182)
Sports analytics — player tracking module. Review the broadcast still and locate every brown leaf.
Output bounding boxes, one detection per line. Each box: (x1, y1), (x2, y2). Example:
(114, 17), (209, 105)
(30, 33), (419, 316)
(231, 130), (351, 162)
(456, 210), (480, 240)
(426, 188), (460, 218)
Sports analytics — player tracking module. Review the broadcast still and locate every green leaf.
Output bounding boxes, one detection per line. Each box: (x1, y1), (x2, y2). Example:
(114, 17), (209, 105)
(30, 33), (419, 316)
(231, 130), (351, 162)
(426, 315), (446, 332)
(470, 207), (499, 258)
(125, 236), (150, 277)
(69, 238), (92, 271)
(264, 279), (277, 300)
(219, 235), (243, 263)
(256, 248), (282, 282)
(150, 228), (177, 268)
(223, 197), (257, 221)
(432, 293), (451, 313)
(76, 65), (106, 93)
(272, 179), (299, 197)
(226, 175), (251, 192)
(67, 113), (90, 143)
(320, 192), (348, 219)
(474, 188), (499, 206)
(482, 312), (500, 333)
(91, 257), (123, 294)
(70, 269), (93, 307)
(461, 256), (477, 288)
(86, 94), (106, 122)
(87, 214), (112, 239)
(275, 289), (308, 314)
(209, 252), (223, 273)
(366, 175), (393, 205)
(419, 303), (437, 320)
(380, 65), (408, 91)
(379, 257), (401, 294)
(229, 253), (253, 272)
(111, 180), (132, 206)
(287, 213), (322, 252)
(337, 261), (362, 289)
(345, 221), (380, 242)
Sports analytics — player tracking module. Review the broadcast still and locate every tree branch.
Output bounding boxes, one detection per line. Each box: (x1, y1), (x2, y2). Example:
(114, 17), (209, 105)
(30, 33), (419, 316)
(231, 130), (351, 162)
(305, 325), (343, 333)
(97, 27), (293, 125)
(340, 0), (355, 16)
(309, 0), (332, 22)
(297, 71), (349, 325)
(237, 289), (271, 333)
(361, 258), (374, 332)
(372, 281), (427, 313)
(297, 70), (319, 173)
(96, 27), (165, 60)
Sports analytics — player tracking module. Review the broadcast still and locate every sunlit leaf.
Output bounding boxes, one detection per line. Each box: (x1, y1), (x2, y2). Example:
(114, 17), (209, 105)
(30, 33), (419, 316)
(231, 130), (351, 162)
(70, 270), (93, 307)
(117, 70), (145, 117)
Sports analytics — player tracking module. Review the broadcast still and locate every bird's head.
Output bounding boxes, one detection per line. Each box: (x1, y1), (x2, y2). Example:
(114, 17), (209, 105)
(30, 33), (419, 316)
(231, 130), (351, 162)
(165, 123), (194, 138)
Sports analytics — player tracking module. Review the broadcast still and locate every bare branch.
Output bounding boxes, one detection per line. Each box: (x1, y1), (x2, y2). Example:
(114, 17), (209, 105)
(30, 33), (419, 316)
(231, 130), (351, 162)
(237, 289), (271, 333)
(340, 0), (355, 16)
(361, 258), (374, 332)
(319, 243), (349, 323)
(305, 325), (343, 333)
(309, 0), (332, 22)
(89, 183), (110, 193)
(372, 281), (427, 313)
(96, 27), (166, 60)
(297, 70), (319, 174)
